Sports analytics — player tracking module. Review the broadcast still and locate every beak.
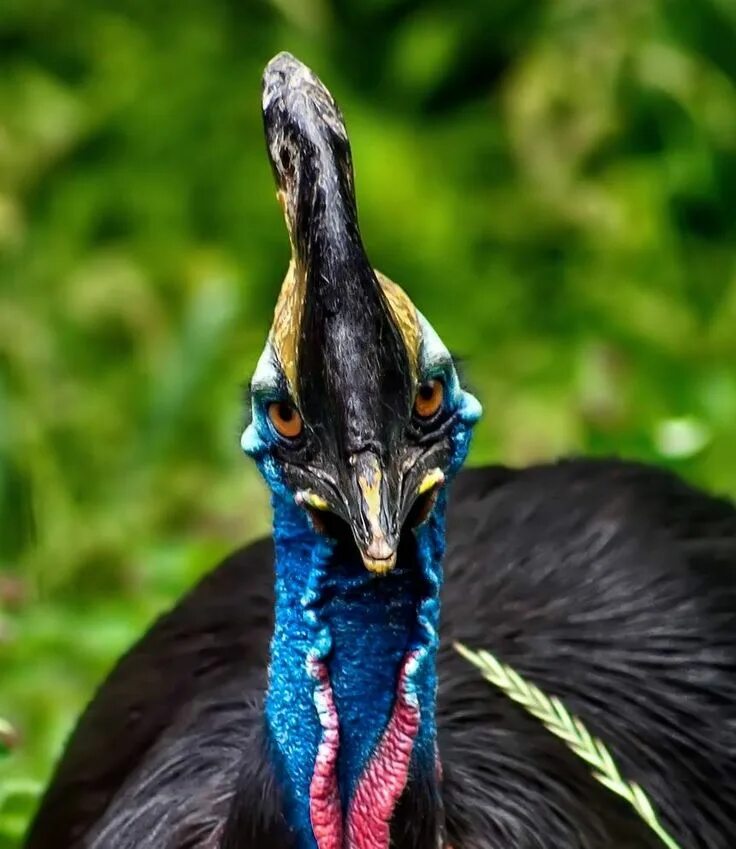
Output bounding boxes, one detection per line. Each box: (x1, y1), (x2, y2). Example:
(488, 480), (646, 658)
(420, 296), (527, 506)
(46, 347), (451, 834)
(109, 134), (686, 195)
(295, 453), (448, 574)
(347, 451), (400, 575)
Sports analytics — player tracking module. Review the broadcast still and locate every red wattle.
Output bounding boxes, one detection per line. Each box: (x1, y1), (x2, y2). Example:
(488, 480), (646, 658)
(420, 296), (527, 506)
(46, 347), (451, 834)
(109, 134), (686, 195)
(308, 659), (343, 849)
(344, 651), (422, 849)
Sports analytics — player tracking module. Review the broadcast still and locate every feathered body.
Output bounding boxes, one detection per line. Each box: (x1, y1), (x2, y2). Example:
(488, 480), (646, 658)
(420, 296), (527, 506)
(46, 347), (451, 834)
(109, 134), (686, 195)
(26, 459), (736, 849)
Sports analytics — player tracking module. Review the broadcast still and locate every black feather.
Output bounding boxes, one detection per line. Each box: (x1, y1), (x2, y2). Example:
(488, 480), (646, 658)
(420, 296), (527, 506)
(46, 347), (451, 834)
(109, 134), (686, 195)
(25, 459), (736, 848)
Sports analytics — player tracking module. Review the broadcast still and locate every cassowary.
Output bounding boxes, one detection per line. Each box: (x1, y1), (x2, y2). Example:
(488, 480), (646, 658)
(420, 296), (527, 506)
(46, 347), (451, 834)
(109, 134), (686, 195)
(25, 52), (736, 849)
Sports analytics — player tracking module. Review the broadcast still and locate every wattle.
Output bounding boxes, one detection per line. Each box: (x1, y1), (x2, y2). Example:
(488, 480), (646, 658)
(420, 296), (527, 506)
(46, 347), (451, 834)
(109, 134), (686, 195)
(344, 649), (422, 849)
(307, 650), (422, 849)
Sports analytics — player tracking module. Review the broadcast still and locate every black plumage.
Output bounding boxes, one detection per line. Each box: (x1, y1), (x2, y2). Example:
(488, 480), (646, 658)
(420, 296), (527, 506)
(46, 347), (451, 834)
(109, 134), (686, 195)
(25, 458), (736, 849)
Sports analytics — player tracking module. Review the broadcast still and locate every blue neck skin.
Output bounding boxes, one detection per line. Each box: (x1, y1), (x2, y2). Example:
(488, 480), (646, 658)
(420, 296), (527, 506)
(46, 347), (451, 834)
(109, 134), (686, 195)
(264, 485), (446, 847)
(247, 402), (478, 849)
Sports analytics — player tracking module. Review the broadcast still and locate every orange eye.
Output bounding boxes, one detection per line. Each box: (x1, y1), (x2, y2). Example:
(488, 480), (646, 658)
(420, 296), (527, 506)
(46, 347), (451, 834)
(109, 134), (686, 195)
(414, 379), (444, 419)
(268, 401), (303, 439)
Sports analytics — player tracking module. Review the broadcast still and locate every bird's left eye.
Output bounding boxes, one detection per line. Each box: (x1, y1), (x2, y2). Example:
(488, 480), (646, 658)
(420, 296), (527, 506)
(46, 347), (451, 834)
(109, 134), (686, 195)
(414, 378), (444, 420)
(268, 401), (303, 439)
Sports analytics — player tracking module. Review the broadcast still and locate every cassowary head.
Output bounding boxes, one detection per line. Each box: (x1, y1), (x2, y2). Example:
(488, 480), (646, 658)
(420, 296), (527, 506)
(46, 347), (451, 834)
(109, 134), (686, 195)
(242, 52), (481, 572)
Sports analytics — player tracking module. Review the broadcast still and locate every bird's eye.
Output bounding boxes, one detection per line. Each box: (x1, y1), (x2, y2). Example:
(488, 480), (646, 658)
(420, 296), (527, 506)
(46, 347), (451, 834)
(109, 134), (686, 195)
(414, 379), (444, 420)
(268, 401), (303, 439)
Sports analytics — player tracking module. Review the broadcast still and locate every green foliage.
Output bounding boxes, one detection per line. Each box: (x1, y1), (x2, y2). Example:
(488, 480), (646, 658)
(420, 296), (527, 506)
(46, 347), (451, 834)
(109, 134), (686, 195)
(456, 643), (682, 849)
(1, 720), (41, 847)
(1, 0), (735, 843)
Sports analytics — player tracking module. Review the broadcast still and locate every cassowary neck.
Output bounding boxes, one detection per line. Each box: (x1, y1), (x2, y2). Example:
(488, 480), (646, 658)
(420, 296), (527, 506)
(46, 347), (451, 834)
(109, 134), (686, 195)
(265, 492), (446, 849)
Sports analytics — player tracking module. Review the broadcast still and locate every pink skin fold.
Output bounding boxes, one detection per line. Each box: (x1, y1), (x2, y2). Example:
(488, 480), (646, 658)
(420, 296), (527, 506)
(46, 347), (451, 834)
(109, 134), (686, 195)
(308, 651), (423, 849)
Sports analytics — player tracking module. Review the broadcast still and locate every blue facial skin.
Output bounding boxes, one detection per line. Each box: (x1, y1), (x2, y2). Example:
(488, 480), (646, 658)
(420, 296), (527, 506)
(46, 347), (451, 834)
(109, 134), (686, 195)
(242, 361), (481, 849)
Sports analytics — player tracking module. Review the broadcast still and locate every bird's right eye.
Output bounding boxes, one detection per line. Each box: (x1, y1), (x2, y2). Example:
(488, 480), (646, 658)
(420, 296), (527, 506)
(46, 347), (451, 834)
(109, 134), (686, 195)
(414, 378), (444, 421)
(268, 401), (303, 439)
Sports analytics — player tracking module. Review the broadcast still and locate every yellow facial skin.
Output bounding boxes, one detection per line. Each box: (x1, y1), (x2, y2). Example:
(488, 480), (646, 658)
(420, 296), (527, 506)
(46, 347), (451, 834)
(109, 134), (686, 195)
(270, 260), (302, 399)
(373, 271), (420, 383)
(295, 490), (331, 512)
(417, 468), (445, 496)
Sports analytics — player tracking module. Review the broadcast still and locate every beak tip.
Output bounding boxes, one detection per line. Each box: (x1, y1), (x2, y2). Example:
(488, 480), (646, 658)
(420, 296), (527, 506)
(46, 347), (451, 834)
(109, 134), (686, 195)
(361, 534), (398, 575)
(362, 551), (398, 575)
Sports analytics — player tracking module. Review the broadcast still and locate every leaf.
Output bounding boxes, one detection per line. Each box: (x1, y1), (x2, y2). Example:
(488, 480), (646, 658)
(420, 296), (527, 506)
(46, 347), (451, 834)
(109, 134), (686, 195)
(454, 642), (683, 849)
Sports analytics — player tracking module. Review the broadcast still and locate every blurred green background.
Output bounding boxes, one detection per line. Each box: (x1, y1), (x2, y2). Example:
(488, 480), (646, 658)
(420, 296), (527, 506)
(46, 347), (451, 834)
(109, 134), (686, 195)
(1, 0), (736, 843)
